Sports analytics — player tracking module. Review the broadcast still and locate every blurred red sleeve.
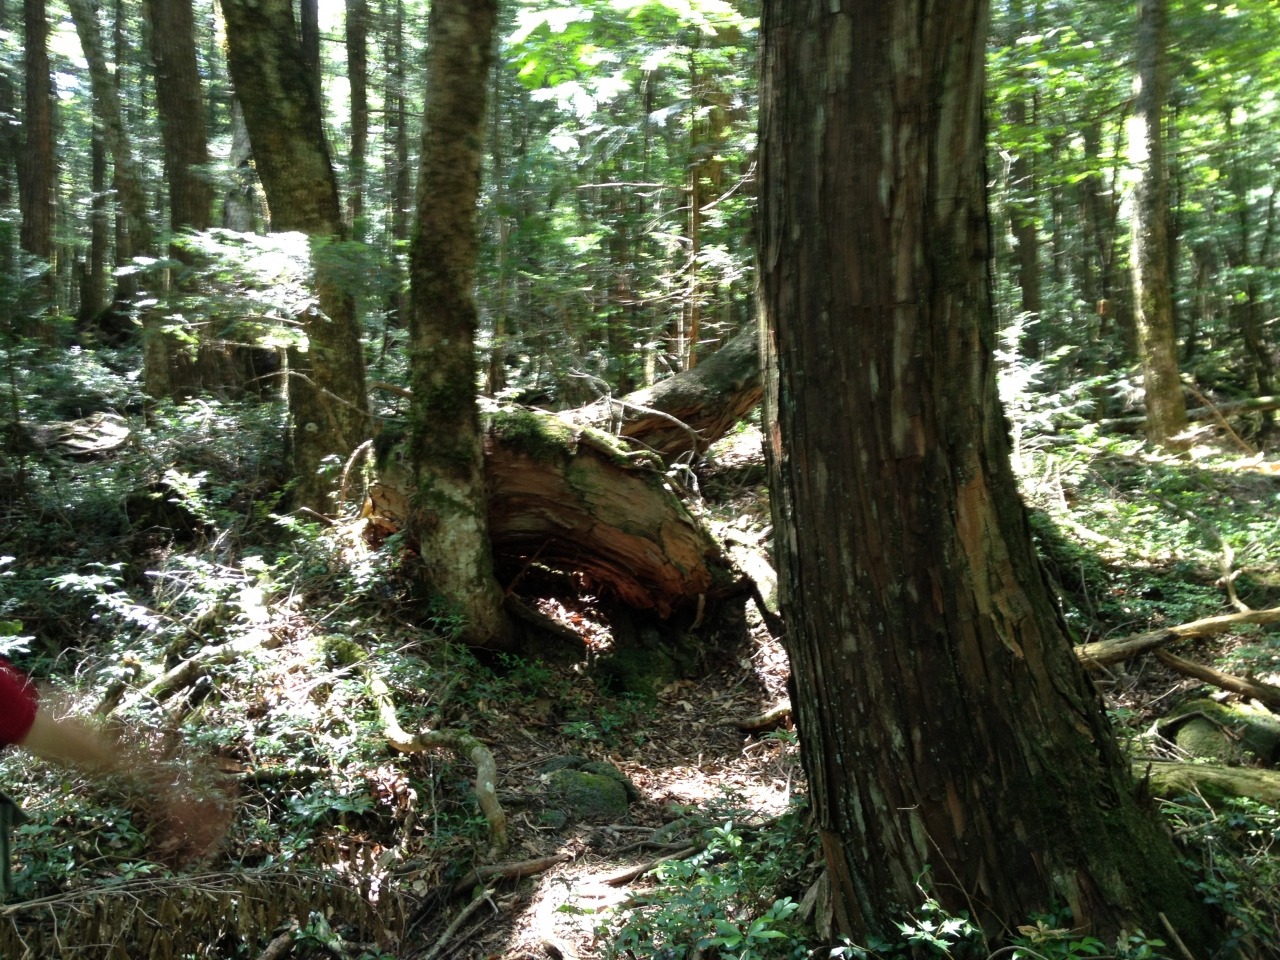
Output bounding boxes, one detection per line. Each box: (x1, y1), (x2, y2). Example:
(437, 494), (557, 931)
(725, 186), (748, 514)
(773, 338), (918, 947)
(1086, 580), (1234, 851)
(0, 660), (38, 747)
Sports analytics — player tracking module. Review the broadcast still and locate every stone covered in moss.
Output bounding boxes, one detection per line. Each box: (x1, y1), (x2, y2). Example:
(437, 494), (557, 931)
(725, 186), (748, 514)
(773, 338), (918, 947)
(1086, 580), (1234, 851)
(1161, 699), (1280, 765)
(544, 769), (629, 822)
(580, 761), (642, 801)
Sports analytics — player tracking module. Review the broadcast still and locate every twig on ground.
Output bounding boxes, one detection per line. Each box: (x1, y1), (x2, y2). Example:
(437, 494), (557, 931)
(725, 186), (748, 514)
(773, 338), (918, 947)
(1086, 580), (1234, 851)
(604, 845), (702, 887)
(451, 853), (570, 896)
(422, 886), (494, 960)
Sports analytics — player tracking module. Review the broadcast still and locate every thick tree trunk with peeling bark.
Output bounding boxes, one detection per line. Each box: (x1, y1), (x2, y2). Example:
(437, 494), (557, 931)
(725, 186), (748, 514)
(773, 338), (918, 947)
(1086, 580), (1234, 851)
(759, 0), (1211, 948)
(368, 411), (721, 616)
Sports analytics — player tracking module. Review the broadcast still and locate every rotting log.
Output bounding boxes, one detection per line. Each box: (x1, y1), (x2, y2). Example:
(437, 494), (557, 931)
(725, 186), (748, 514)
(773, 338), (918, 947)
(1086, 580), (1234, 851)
(564, 321), (762, 460)
(1075, 607), (1280, 667)
(1136, 760), (1280, 805)
(369, 409), (723, 617)
(1152, 647), (1280, 712)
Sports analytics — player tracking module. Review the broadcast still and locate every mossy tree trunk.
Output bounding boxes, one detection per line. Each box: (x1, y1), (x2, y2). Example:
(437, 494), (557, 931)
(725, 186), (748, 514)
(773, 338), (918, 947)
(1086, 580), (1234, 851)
(1130, 0), (1188, 449)
(346, 0), (368, 240)
(222, 0), (369, 513)
(758, 0), (1212, 948)
(407, 0), (511, 648)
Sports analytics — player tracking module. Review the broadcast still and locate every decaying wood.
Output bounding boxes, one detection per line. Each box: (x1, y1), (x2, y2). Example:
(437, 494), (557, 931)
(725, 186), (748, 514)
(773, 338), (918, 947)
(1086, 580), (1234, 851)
(369, 411), (722, 616)
(128, 629), (280, 707)
(1152, 648), (1280, 712)
(1075, 607), (1280, 667)
(365, 670), (508, 856)
(566, 321), (762, 459)
(1136, 760), (1280, 804)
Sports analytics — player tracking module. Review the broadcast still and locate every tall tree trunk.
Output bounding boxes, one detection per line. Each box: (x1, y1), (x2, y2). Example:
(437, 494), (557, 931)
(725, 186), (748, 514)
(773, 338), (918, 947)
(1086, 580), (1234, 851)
(346, 0), (367, 239)
(19, 0), (54, 274)
(299, 0), (321, 105)
(408, 0), (511, 648)
(79, 132), (109, 320)
(67, 0), (165, 394)
(145, 0), (213, 398)
(0, 0), (15, 212)
(222, 0), (370, 513)
(1129, 0), (1187, 448)
(383, 0), (409, 329)
(759, 0), (1212, 947)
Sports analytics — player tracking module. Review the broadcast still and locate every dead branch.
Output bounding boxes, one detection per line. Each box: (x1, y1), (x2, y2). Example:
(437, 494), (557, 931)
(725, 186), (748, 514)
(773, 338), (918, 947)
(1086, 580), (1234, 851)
(365, 671), (508, 856)
(735, 701), (792, 732)
(1152, 648), (1280, 712)
(451, 853), (570, 896)
(129, 630), (281, 707)
(369, 381), (413, 400)
(423, 886), (493, 960)
(255, 928), (296, 960)
(1075, 607), (1280, 667)
(604, 844), (702, 887)
(1100, 394), (1280, 433)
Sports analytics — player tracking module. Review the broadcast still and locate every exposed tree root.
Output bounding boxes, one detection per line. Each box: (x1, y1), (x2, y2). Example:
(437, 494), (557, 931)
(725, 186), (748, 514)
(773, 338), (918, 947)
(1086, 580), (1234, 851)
(108, 629), (281, 711)
(735, 701), (792, 732)
(450, 853), (570, 896)
(1075, 607), (1280, 667)
(603, 844), (703, 887)
(364, 670), (508, 857)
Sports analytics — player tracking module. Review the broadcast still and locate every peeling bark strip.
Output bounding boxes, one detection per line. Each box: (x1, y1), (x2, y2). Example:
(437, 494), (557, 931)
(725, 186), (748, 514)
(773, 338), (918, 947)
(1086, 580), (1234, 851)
(408, 0), (510, 647)
(758, 1), (1211, 947)
(221, 0), (369, 514)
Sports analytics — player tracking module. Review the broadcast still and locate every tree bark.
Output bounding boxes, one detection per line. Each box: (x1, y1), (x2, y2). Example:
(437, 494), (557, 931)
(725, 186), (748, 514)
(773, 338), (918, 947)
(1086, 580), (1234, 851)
(67, 0), (164, 393)
(1129, 0), (1188, 449)
(0, 0), (15, 211)
(222, 0), (370, 513)
(299, 0), (321, 105)
(18, 0), (54, 271)
(144, 0), (213, 398)
(222, 100), (258, 232)
(346, 0), (368, 239)
(407, 0), (510, 647)
(79, 132), (109, 321)
(759, 0), (1211, 948)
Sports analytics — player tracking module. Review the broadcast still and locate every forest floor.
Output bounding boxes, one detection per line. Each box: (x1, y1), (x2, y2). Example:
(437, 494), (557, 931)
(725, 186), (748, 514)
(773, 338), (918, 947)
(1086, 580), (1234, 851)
(5, 408), (1280, 959)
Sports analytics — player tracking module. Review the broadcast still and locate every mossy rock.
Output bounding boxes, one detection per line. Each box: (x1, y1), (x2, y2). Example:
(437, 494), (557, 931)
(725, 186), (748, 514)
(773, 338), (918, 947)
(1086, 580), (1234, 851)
(537, 809), (569, 831)
(319, 635), (367, 668)
(544, 769), (629, 822)
(580, 761), (642, 802)
(538, 756), (586, 775)
(597, 648), (679, 699)
(1160, 699), (1280, 765)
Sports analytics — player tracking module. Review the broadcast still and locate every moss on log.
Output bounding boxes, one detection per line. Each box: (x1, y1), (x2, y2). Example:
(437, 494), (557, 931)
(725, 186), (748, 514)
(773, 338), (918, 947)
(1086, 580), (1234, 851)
(1136, 760), (1280, 805)
(369, 409), (723, 616)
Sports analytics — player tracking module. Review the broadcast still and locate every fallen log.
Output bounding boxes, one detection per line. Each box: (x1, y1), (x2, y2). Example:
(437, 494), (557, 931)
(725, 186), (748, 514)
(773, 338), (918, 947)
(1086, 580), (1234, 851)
(370, 410), (723, 616)
(1099, 395), (1280, 434)
(565, 322), (762, 460)
(1074, 607), (1280, 667)
(1152, 648), (1280, 713)
(1135, 760), (1280, 805)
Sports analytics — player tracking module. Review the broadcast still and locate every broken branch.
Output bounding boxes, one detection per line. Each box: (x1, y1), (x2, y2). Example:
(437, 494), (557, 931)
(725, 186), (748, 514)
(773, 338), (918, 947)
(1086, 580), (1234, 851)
(1075, 607), (1280, 667)
(1152, 648), (1280, 713)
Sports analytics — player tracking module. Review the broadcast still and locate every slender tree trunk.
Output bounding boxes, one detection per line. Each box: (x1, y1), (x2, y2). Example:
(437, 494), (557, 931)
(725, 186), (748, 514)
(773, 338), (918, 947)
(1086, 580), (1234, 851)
(346, 0), (367, 239)
(19, 0), (54, 273)
(759, 0), (1212, 947)
(67, 0), (167, 394)
(79, 132), (109, 320)
(383, 0), (409, 329)
(0, 0), (15, 212)
(408, 0), (511, 648)
(145, 0), (212, 398)
(299, 0), (321, 106)
(1008, 94), (1042, 359)
(222, 0), (370, 513)
(1129, 0), (1187, 448)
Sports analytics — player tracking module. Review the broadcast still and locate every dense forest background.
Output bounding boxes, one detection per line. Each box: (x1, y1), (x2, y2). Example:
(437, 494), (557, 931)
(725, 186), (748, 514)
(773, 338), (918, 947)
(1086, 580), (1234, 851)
(4, 0), (1280, 957)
